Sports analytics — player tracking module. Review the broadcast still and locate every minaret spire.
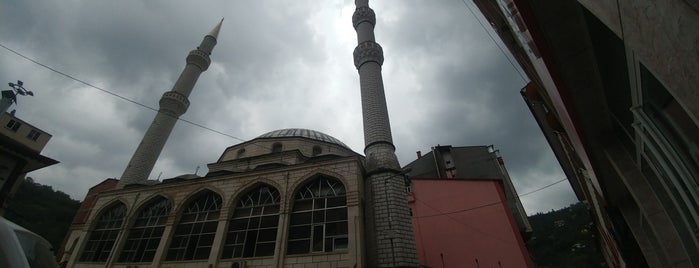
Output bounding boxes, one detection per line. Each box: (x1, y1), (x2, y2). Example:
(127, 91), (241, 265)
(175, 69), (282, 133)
(208, 18), (224, 39)
(118, 21), (222, 188)
(352, 1), (419, 267)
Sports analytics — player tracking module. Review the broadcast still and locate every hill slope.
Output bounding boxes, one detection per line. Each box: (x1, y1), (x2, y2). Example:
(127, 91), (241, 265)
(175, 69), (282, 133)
(4, 178), (80, 250)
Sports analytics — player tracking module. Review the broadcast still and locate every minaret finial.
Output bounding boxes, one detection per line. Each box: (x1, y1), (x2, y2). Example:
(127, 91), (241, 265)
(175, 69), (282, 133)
(208, 18), (224, 39)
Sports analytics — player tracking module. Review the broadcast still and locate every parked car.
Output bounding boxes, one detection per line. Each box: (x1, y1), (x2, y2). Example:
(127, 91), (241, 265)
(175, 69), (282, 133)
(0, 217), (58, 268)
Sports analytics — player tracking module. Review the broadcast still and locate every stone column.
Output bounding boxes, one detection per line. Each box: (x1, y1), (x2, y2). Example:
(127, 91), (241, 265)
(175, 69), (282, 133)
(352, 1), (418, 267)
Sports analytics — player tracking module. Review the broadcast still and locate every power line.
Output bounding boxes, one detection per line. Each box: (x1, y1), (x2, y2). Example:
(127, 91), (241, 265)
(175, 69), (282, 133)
(0, 42), (255, 144)
(413, 177), (568, 219)
(458, 0), (529, 83)
(413, 193), (514, 244)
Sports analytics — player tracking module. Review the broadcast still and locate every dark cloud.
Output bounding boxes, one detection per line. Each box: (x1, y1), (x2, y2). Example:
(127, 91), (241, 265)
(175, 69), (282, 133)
(0, 0), (575, 214)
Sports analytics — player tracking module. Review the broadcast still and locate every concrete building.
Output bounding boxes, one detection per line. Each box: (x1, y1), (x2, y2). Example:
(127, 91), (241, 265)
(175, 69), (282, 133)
(404, 145), (532, 267)
(0, 112), (58, 214)
(474, 0), (699, 267)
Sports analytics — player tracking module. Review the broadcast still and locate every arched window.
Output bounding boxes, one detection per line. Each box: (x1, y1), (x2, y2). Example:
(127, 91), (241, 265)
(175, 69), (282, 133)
(79, 202), (127, 262)
(272, 143), (282, 153)
(166, 191), (222, 261)
(237, 148), (246, 158)
(118, 196), (171, 263)
(222, 185), (280, 258)
(287, 177), (348, 254)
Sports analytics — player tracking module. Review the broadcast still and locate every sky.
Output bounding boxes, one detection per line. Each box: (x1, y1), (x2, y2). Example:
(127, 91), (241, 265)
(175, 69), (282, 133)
(0, 0), (577, 215)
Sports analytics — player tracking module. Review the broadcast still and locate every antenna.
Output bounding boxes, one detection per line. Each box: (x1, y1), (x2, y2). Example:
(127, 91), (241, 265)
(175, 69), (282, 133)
(9, 80), (34, 98)
(3, 80), (35, 113)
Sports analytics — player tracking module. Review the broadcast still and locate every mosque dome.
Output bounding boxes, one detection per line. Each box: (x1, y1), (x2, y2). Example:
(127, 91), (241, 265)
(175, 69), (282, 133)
(256, 128), (348, 148)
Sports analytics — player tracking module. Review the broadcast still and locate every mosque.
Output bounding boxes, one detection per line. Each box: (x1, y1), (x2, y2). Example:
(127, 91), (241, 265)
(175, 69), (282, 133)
(58, 1), (531, 267)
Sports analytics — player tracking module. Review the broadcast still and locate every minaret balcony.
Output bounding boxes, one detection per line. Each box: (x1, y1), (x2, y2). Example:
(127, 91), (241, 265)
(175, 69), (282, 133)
(186, 49), (211, 71)
(352, 6), (376, 29)
(353, 41), (383, 69)
(159, 91), (190, 116)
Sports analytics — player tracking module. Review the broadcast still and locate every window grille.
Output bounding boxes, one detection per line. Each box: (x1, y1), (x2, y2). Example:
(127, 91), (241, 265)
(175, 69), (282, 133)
(223, 185), (280, 258)
(166, 191), (222, 261)
(118, 197), (171, 263)
(287, 177), (348, 254)
(5, 119), (21, 132)
(79, 202), (127, 262)
(26, 129), (41, 141)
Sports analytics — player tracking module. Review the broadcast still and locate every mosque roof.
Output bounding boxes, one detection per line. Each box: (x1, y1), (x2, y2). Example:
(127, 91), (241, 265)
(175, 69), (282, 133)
(256, 128), (349, 148)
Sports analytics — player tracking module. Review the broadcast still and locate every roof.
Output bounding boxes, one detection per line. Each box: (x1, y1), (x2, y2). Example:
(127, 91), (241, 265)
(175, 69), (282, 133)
(256, 128), (349, 148)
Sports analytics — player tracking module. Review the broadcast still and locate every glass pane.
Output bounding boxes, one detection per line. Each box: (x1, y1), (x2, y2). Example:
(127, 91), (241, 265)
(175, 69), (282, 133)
(335, 237), (348, 250)
(290, 212), (312, 225)
(233, 208), (252, 218)
(288, 225), (311, 240)
(257, 228), (277, 242)
(312, 225), (324, 252)
(326, 208), (347, 222)
(326, 197), (346, 208)
(325, 222), (348, 236)
(230, 219), (248, 230)
(255, 243), (275, 256)
(260, 215), (278, 228)
(287, 240), (310, 255)
(312, 211), (325, 223)
(294, 199), (313, 211)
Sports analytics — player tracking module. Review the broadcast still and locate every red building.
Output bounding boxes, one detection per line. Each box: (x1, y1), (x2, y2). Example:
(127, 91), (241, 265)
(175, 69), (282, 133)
(404, 145), (532, 267)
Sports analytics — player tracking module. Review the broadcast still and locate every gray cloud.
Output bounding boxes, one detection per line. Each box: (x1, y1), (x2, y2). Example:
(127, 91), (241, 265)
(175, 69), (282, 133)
(0, 0), (575, 214)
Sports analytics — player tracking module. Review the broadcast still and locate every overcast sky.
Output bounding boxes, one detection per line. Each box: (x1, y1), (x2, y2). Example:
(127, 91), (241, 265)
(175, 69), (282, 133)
(0, 0), (577, 214)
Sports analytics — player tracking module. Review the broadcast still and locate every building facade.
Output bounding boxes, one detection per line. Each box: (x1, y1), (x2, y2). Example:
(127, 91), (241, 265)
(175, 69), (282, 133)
(404, 145), (532, 267)
(474, 0), (699, 266)
(0, 112), (58, 214)
(62, 129), (366, 268)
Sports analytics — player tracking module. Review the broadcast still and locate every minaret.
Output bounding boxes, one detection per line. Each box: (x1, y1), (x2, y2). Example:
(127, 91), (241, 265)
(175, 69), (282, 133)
(118, 19), (223, 188)
(352, 1), (418, 267)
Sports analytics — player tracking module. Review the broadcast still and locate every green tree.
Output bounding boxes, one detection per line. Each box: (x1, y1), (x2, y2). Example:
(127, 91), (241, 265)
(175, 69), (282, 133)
(4, 178), (80, 250)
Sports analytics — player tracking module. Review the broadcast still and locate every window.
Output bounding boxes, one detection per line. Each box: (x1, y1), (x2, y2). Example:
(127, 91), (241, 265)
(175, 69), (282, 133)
(222, 185), (280, 258)
(272, 143), (282, 153)
(26, 129), (40, 141)
(5, 120), (21, 132)
(166, 191), (222, 261)
(79, 202), (127, 262)
(312, 146), (322, 156)
(118, 197), (171, 263)
(237, 148), (246, 159)
(287, 177), (348, 254)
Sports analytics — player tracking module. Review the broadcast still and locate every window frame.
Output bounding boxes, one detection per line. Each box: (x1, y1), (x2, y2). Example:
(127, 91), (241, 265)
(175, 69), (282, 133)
(287, 177), (348, 255)
(5, 119), (21, 132)
(165, 191), (222, 261)
(118, 196), (171, 263)
(222, 185), (281, 259)
(78, 202), (127, 263)
(26, 129), (40, 141)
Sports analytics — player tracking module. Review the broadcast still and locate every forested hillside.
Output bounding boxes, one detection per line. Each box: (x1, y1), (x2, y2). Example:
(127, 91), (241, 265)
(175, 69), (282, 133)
(528, 202), (607, 267)
(4, 178), (80, 250)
